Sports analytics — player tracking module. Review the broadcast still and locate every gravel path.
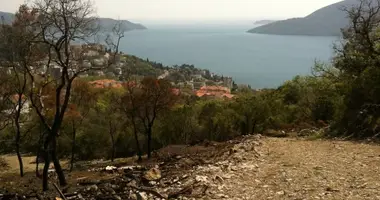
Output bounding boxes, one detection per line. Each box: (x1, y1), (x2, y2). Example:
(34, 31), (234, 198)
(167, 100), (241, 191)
(195, 137), (380, 200)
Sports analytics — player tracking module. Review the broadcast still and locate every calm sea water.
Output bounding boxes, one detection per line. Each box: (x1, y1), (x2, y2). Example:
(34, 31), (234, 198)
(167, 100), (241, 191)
(120, 25), (338, 88)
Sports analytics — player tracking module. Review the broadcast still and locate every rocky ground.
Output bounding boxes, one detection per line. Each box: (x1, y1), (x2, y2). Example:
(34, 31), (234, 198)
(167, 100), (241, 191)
(1, 135), (380, 200)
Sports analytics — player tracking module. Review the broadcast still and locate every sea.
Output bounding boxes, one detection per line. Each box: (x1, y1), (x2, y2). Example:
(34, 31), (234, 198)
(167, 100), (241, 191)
(119, 24), (338, 89)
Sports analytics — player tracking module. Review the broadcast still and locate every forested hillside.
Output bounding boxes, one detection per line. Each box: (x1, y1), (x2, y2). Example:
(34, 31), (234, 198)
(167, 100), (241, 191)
(248, 0), (358, 36)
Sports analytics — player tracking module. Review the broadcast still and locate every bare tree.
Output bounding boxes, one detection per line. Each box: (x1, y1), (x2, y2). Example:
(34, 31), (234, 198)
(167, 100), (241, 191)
(19, 0), (103, 190)
(120, 80), (143, 161)
(105, 19), (126, 61)
(0, 5), (41, 177)
(336, 0), (380, 75)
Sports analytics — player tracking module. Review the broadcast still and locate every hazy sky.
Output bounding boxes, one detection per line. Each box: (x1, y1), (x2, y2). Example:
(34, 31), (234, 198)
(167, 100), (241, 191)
(1, 0), (343, 22)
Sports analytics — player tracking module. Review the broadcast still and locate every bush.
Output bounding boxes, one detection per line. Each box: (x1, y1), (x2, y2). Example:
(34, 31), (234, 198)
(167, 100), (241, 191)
(0, 157), (9, 170)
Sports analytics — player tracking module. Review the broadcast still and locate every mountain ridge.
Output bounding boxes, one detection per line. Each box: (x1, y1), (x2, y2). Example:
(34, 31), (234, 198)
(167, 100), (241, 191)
(0, 11), (147, 31)
(248, 0), (358, 36)
(254, 20), (278, 25)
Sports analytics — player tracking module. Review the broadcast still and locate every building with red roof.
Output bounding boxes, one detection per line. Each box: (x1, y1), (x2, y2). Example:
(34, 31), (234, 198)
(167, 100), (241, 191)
(195, 86), (234, 99)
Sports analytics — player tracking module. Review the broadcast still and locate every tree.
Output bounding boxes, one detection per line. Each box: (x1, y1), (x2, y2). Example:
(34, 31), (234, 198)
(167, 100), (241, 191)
(65, 79), (97, 171)
(95, 87), (123, 162)
(330, 0), (380, 137)
(0, 71), (13, 131)
(0, 5), (41, 177)
(15, 0), (102, 190)
(128, 77), (178, 158)
(106, 19), (126, 62)
(120, 81), (143, 161)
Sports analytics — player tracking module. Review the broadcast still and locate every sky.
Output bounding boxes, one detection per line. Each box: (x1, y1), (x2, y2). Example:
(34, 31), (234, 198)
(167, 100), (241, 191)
(1, 0), (343, 23)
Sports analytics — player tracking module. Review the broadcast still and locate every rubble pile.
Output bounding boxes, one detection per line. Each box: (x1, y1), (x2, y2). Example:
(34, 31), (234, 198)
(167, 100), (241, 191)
(0, 135), (263, 200)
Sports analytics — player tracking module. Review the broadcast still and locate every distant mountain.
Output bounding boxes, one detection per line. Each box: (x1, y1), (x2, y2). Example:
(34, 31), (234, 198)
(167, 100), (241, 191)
(98, 18), (146, 31)
(0, 11), (14, 24)
(0, 11), (146, 31)
(253, 20), (277, 26)
(248, 0), (358, 36)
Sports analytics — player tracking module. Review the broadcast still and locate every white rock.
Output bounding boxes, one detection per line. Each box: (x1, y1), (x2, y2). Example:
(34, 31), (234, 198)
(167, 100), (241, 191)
(136, 192), (148, 200)
(195, 175), (209, 183)
(105, 166), (117, 171)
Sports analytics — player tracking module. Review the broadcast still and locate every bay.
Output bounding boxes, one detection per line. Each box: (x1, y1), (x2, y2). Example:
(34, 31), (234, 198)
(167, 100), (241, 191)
(120, 25), (338, 88)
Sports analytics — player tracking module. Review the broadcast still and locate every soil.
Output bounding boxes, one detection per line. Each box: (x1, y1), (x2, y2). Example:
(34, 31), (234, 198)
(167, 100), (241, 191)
(1, 136), (380, 200)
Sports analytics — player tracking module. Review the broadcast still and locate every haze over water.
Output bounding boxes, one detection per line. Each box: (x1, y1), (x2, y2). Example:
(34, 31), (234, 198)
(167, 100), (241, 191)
(120, 24), (337, 88)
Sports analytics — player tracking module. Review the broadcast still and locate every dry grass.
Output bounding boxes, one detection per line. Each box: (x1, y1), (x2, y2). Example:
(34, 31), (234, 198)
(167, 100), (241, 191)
(0, 154), (70, 175)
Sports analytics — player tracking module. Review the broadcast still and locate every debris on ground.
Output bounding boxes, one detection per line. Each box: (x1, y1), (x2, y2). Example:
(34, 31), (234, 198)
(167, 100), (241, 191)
(1, 135), (380, 199)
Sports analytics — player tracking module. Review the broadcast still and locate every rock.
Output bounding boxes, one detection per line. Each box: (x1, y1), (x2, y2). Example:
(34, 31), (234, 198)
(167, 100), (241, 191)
(195, 175), (209, 183)
(222, 174), (232, 179)
(276, 191), (285, 195)
(298, 129), (317, 137)
(104, 186), (116, 194)
(87, 185), (98, 192)
(264, 129), (287, 137)
(136, 192), (148, 200)
(214, 194), (229, 198)
(129, 193), (138, 200)
(105, 166), (117, 171)
(55, 197), (63, 200)
(144, 167), (162, 181)
(179, 158), (196, 166)
(149, 181), (157, 186)
(77, 194), (84, 200)
(326, 187), (340, 192)
(113, 195), (122, 200)
(214, 175), (224, 183)
(358, 182), (368, 188)
(127, 180), (137, 188)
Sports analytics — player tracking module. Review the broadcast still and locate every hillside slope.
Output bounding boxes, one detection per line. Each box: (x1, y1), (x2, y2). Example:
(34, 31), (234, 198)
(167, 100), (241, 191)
(2, 136), (380, 199)
(248, 0), (358, 36)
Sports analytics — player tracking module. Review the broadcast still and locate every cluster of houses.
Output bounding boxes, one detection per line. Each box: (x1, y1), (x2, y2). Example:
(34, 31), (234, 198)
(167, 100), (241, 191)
(195, 86), (234, 99)
(29, 43), (122, 79)
(1, 43), (236, 102)
(89, 79), (234, 100)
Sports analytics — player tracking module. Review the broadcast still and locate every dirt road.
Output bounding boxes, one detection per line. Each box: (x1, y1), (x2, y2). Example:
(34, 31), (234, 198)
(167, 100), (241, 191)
(196, 137), (380, 200)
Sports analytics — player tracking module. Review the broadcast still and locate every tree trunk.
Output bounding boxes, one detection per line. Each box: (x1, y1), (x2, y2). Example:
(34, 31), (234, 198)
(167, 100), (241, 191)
(42, 148), (50, 191)
(109, 121), (115, 162)
(16, 142), (24, 177)
(251, 119), (257, 134)
(42, 134), (67, 191)
(70, 123), (76, 172)
(15, 122), (24, 177)
(147, 128), (152, 159)
(36, 148), (40, 177)
(245, 115), (250, 135)
(36, 125), (44, 177)
(15, 109), (24, 177)
(51, 136), (66, 187)
(132, 123), (142, 161)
